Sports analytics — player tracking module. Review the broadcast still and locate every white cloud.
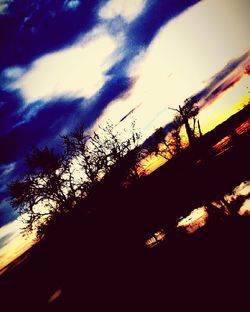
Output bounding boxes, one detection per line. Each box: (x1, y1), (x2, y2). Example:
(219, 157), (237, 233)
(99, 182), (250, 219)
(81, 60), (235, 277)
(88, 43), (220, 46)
(12, 29), (118, 103)
(99, 0), (146, 22)
(96, 0), (250, 140)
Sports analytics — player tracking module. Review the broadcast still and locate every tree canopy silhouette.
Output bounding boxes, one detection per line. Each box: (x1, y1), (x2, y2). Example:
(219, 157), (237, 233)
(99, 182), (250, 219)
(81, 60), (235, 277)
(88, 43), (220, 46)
(149, 125), (182, 160)
(9, 122), (145, 237)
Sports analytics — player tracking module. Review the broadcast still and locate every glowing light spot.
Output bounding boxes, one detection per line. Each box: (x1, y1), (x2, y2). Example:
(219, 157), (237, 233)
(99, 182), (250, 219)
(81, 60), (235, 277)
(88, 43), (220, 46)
(177, 207), (208, 234)
(145, 229), (166, 248)
(236, 120), (250, 135)
(224, 181), (250, 204)
(238, 199), (250, 216)
(212, 135), (231, 155)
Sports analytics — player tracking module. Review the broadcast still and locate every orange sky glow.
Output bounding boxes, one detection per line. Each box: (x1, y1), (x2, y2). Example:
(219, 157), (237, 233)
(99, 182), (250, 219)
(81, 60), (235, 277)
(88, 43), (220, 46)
(0, 219), (36, 274)
(142, 72), (250, 175)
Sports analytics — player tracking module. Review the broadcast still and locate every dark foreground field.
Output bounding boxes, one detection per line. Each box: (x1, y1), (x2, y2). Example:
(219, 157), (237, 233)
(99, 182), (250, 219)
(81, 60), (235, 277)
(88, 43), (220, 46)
(1, 211), (250, 311)
(1, 108), (250, 311)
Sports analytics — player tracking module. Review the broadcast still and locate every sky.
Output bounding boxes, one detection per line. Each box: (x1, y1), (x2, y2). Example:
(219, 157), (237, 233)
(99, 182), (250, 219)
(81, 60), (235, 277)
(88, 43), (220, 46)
(0, 0), (249, 271)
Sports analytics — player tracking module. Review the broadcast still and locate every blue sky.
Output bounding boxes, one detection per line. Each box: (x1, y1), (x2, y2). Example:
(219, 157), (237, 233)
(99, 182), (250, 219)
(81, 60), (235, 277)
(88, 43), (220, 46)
(0, 0), (249, 263)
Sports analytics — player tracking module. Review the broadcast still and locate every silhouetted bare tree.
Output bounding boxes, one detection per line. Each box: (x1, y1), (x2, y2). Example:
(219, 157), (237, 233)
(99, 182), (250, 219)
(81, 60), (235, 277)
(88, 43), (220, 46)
(9, 122), (144, 237)
(147, 124), (182, 161)
(170, 97), (200, 145)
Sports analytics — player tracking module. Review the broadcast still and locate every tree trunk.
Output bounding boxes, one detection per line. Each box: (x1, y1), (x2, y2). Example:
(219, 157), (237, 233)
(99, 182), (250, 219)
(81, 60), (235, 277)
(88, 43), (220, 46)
(197, 120), (203, 137)
(184, 119), (195, 145)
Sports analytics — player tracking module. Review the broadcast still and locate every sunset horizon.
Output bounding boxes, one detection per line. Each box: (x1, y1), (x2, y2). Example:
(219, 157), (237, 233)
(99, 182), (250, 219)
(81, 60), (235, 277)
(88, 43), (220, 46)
(1, 1), (250, 310)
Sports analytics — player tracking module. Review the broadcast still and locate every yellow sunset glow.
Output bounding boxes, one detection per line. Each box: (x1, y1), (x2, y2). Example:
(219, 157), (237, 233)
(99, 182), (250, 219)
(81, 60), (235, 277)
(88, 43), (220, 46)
(0, 235), (34, 273)
(198, 75), (250, 135)
(0, 219), (36, 273)
(140, 153), (167, 175)
(148, 71), (250, 173)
